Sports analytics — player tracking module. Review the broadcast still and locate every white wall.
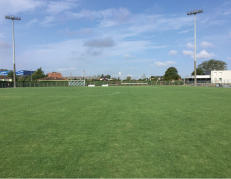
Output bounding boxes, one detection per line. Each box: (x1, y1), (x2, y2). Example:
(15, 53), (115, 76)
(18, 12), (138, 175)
(211, 71), (231, 83)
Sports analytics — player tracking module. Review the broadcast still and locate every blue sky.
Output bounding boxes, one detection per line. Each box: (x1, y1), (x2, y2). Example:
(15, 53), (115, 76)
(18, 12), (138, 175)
(0, 0), (231, 79)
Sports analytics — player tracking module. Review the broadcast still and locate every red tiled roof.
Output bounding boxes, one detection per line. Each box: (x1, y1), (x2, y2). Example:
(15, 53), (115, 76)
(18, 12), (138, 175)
(47, 73), (62, 78)
(38, 77), (67, 81)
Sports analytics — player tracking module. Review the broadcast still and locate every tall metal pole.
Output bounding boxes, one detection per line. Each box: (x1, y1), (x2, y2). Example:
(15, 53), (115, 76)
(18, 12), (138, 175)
(12, 20), (16, 88)
(5, 15), (21, 88)
(194, 14), (197, 86)
(187, 9), (203, 86)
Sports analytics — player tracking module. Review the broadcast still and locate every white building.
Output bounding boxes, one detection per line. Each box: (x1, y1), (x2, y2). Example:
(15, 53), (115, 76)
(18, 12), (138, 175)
(0, 75), (12, 81)
(185, 70), (231, 83)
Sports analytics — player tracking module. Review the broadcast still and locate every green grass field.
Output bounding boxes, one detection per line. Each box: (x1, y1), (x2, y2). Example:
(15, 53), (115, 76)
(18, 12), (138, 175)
(0, 86), (231, 178)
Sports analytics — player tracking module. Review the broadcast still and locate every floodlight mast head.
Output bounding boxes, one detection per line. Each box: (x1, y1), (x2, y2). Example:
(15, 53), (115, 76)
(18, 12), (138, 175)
(187, 9), (203, 15)
(5, 15), (21, 20)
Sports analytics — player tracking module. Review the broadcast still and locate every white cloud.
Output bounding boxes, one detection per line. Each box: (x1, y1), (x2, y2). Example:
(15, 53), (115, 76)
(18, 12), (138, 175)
(0, 33), (6, 38)
(196, 50), (215, 59)
(41, 16), (56, 26)
(57, 67), (76, 71)
(167, 50), (177, 56)
(123, 54), (136, 58)
(201, 41), (213, 47)
(154, 61), (176, 67)
(84, 37), (115, 48)
(57, 68), (68, 71)
(187, 43), (194, 48)
(0, 0), (44, 25)
(182, 50), (194, 56)
(178, 30), (189, 34)
(223, 12), (231, 15)
(0, 40), (12, 49)
(46, 0), (79, 15)
(26, 19), (38, 27)
(80, 28), (91, 35)
(183, 50), (215, 59)
(58, 28), (78, 36)
(227, 57), (231, 60)
(65, 8), (131, 25)
(41, 0), (79, 25)
(69, 68), (76, 70)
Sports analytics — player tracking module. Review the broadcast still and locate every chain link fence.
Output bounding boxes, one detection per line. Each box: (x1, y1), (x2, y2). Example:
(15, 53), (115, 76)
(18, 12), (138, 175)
(1, 80), (231, 88)
(185, 82), (231, 88)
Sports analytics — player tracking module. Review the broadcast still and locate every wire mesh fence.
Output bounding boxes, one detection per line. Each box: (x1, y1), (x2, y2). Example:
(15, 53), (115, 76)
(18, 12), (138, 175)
(1, 80), (231, 88)
(185, 82), (231, 88)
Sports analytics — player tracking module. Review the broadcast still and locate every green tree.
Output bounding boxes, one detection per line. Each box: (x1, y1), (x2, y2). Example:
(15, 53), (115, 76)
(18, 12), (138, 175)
(163, 67), (181, 81)
(126, 76), (131, 81)
(25, 75), (32, 81)
(7, 70), (13, 78)
(101, 74), (104, 78)
(18, 75), (32, 81)
(191, 67), (205, 75)
(18, 76), (25, 81)
(0, 69), (9, 71)
(7, 70), (18, 81)
(105, 74), (111, 79)
(150, 76), (157, 81)
(32, 67), (45, 81)
(198, 59), (227, 72)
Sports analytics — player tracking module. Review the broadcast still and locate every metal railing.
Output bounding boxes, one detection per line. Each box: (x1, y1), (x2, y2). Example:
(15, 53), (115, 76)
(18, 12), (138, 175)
(1, 80), (231, 88)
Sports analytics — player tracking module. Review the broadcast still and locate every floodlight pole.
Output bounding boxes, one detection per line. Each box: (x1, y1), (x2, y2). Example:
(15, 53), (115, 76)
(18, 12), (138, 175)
(194, 14), (196, 86)
(187, 10), (203, 86)
(5, 15), (21, 88)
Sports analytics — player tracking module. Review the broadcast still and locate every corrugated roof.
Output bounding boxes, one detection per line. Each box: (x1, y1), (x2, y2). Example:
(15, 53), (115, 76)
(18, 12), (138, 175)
(0, 75), (12, 79)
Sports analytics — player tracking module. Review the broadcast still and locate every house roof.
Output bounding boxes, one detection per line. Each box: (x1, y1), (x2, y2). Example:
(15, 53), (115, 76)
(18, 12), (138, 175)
(38, 77), (67, 81)
(0, 75), (12, 79)
(47, 73), (62, 78)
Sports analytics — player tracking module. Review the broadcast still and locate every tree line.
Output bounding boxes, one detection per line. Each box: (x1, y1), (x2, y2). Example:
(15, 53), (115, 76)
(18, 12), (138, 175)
(1, 59), (228, 81)
(2, 67), (46, 81)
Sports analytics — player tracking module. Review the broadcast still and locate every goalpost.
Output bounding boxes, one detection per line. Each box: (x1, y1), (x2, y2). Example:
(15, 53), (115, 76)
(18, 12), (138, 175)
(68, 80), (85, 86)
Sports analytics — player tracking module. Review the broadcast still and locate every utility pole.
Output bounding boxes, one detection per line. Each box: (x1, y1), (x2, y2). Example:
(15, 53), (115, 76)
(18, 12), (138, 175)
(187, 9), (203, 86)
(5, 15), (21, 88)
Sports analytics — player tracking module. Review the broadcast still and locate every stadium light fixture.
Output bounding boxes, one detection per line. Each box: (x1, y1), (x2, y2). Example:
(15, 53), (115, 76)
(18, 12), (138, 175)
(187, 9), (203, 86)
(5, 15), (21, 88)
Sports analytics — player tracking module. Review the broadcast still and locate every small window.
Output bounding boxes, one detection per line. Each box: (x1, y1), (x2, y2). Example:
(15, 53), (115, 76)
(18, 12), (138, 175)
(219, 72), (222, 75)
(214, 72), (217, 75)
(219, 78), (222, 81)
